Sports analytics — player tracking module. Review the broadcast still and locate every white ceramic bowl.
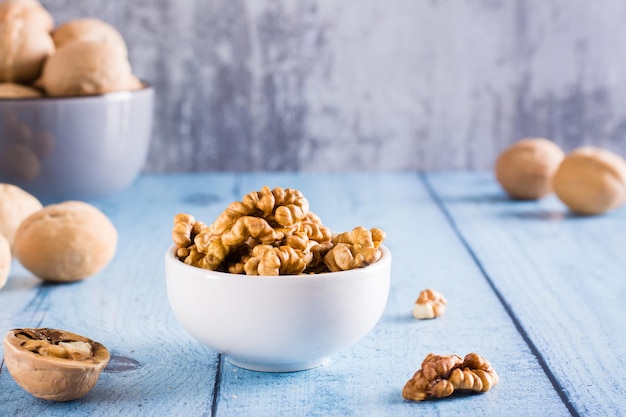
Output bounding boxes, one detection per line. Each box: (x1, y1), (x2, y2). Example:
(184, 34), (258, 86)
(165, 244), (391, 372)
(0, 85), (154, 203)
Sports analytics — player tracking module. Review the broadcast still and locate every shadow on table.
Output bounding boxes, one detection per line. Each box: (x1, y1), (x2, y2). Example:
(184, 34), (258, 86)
(499, 210), (614, 221)
(2, 273), (41, 291)
(437, 193), (512, 204)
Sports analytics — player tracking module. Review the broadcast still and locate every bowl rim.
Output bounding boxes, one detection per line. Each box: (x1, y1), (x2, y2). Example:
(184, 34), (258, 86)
(0, 81), (154, 102)
(165, 243), (391, 282)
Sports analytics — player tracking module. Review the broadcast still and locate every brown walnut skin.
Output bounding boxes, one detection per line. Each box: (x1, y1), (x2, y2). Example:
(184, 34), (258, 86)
(495, 137), (565, 200)
(553, 147), (626, 215)
(3, 328), (110, 401)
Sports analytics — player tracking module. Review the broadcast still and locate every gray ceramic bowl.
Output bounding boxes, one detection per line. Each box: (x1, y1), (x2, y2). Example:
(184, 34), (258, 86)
(0, 85), (154, 203)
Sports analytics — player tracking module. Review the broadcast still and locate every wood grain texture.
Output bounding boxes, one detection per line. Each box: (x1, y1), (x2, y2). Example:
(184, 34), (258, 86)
(211, 173), (568, 416)
(0, 173), (571, 416)
(36, 0), (626, 171)
(0, 175), (236, 416)
(426, 171), (626, 417)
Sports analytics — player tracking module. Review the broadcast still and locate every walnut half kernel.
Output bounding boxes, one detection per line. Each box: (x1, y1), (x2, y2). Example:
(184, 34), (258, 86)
(402, 352), (499, 401)
(3, 328), (110, 401)
(172, 186), (386, 275)
(412, 289), (447, 320)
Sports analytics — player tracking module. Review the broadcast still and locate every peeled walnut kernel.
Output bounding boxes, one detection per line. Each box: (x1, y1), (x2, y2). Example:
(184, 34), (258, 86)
(3, 328), (110, 401)
(402, 353), (499, 401)
(412, 289), (447, 319)
(495, 137), (564, 200)
(323, 227), (385, 272)
(172, 213), (206, 248)
(553, 147), (626, 215)
(172, 186), (384, 275)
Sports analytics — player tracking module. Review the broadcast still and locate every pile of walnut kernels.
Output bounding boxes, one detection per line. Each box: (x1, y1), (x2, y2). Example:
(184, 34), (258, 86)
(171, 186), (500, 403)
(172, 186), (385, 275)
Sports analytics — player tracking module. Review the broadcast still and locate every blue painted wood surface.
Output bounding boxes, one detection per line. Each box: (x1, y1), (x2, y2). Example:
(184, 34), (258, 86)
(1, 172), (623, 416)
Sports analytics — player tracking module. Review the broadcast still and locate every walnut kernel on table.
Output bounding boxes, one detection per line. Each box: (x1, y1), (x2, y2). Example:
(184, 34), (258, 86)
(412, 289), (447, 320)
(402, 353), (499, 402)
(172, 186), (386, 275)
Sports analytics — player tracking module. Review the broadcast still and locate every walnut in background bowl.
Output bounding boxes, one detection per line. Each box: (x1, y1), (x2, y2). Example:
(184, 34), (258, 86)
(0, 1), (153, 201)
(0, 0), (54, 84)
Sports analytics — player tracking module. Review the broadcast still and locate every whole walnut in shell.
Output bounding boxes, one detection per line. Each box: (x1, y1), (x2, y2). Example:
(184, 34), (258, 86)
(13, 200), (117, 282)
(0, 183), (43, 250)
(495, 137), (565, 200)
(553, 147), (626, 215)
(0, 232), (10, 290)
(3, 328), (110, 401)
(52, 18), (128, 57)
(0, 18), (54, 83)
(0, 81), (42, 97)
(38, 40), (135, 96)
(0, 0), (54, 32)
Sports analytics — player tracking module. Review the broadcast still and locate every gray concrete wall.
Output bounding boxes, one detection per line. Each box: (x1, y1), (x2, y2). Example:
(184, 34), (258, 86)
(42, 0), (626, 171)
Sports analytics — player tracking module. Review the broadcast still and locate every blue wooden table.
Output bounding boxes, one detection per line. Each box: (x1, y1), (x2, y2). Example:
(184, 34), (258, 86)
(1, 172), (624, 417)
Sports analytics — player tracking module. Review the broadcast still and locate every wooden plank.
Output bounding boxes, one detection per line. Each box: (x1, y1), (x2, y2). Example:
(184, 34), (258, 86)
(426, 171), (626, 417)
(207, 173), (569, 416)
(0, 173), (574, 415)
(0, 174), (243, 416)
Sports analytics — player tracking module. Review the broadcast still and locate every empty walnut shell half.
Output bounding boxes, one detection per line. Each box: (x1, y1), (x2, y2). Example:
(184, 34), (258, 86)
(3, 328), (110, 401)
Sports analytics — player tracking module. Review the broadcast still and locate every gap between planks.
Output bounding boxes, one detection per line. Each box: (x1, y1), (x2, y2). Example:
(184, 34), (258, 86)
(211, 354), (223, 416)
(419, 173), (580, 417)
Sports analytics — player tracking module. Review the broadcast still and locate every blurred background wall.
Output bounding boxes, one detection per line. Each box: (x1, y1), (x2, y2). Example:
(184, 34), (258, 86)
(42, 0), (626, 171)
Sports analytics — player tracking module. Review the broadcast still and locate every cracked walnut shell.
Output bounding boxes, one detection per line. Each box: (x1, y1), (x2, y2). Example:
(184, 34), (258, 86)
(402, 353), (499, 401)
(553, 147), (626, 215)
(412, 289), (447, 319)
(3, 328), (110, 401)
